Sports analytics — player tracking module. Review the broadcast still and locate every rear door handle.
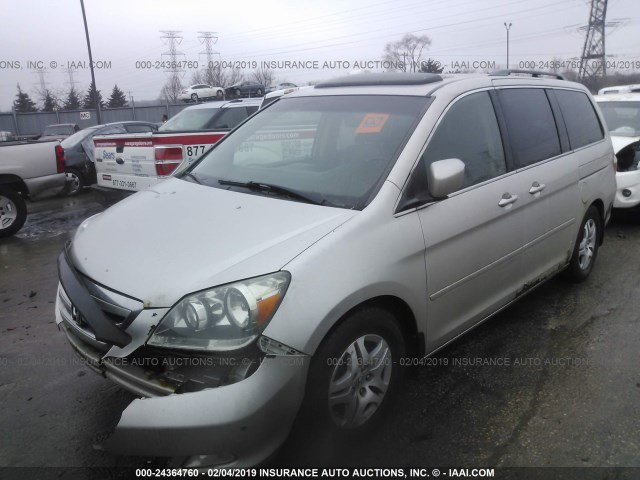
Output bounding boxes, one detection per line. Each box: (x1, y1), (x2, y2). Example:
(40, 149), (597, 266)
(498, 193), (519, 207)
(529, 182), (546, 194)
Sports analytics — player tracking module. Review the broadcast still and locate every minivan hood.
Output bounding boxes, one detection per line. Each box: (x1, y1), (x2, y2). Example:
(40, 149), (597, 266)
(611, 134), (640, 154)
(71, 179), (356, 307)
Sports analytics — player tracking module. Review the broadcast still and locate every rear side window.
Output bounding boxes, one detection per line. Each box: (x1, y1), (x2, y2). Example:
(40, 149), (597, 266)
(126, 124), (156, 133)
(160, 108), (221, 131)
(210, 107), (249, 130)
(498, 89), (561, 167)
(555, 90), (603, 149)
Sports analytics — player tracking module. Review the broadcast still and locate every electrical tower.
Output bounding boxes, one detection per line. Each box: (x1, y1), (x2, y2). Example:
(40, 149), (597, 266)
(198, 31), (219, 65)
(64, 68), (79, 89)
(160, 30), (186, 76)
(31, 67), (49, 95)
(159, 30), (185, 103)
(198, 31), (220, 85)
(578, 0), (608, 81)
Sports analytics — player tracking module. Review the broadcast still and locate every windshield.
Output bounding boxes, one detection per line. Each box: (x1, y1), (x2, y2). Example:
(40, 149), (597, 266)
(598, 101), (640, 137)
(187, 95), (430, 210)
(160, 106), (222, 131)
(60, 126), (100, 148)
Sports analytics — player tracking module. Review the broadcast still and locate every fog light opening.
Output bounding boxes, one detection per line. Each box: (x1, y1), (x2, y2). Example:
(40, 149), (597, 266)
(622, 189), (632, 198)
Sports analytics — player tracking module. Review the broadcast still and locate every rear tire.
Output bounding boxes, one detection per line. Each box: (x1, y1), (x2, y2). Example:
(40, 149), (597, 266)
(564, 205), (600, 282)
(65, 169), (85, 196)
(0, 188), (27, 238)
(216, 90), (223, 98)
(191, 93), (198, 103)
(301, 307), (406, 436)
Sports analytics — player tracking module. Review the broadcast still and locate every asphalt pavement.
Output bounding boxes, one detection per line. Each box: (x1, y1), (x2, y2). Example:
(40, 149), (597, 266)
(0, 191), (639, 478)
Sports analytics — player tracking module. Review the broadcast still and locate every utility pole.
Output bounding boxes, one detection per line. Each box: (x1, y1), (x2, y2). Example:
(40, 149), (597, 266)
(80, 0), (101, 124)
(128, 91), (135, 120)
(504, 22), (512, 69)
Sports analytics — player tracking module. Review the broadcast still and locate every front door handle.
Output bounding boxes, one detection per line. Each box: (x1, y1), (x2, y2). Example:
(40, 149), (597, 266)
(529, 182), (546, 194)
(498, 193), (519, 207)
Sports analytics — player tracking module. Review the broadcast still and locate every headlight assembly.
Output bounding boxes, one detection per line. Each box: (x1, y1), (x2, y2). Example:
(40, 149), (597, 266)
(147, 272), (290, 352)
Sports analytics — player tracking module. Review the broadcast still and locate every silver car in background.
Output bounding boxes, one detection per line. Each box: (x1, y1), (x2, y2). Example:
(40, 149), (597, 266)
(55, 71), (616, 467)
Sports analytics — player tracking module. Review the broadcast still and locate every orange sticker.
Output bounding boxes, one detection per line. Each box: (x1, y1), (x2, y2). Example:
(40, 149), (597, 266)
(356, 113), (390, 133)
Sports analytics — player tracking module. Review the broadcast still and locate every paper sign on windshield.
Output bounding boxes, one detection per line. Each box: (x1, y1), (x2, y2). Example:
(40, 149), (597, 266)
(356, 113), (390, 133)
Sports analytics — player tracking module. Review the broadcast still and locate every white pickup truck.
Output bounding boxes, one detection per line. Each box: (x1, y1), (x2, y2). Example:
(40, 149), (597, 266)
(93, 99), (260, 200)
(0, 139), (67, 236)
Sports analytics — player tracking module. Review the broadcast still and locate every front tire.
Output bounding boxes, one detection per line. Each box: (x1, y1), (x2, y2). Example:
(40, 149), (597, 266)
(564, 205), (600, 282)
(0, 188), (27, 238)
(302, 307), (405, 434)
(216, 89), (223, 98)
(256, 88), (263, 96)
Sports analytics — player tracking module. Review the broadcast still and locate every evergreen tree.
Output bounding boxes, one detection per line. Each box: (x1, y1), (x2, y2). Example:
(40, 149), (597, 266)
(13, 84), (38, 112)
(42, 90), (58, 112)
(82, 83), (105, 109)
(63, 87), (81, 111)
(107, 84), (128, 108)
(419, 58), (444, 74)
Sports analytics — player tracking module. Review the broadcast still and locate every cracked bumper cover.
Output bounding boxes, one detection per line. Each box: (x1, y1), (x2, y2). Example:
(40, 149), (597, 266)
(106, 355), (309, 465)
(56, 303), (309, 464)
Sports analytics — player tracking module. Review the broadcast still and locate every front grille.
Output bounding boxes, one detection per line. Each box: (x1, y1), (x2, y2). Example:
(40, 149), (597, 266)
(58, 286), (109, 351)
(78, 275), (142, 329)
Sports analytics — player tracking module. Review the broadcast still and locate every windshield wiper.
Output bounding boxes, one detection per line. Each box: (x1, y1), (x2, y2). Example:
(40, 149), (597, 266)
(218, 179), (330, 206)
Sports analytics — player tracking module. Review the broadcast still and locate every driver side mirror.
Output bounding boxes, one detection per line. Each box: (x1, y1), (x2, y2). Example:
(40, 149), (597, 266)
(428, 158), (465, 198)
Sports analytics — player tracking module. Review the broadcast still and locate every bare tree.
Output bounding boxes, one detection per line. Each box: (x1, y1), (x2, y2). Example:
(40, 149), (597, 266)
(223, 66), (244, 87)
(252, 67), (275, 88)
(190, 70), (205, 85)
(160, 75), (183, 103)
(207, 65), (226, 87)
(383, 33), (432, 72)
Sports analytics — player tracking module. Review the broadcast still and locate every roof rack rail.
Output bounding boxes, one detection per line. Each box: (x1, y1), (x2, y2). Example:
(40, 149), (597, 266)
(316, 72), (443, 88)
(490, 69), (566, 80)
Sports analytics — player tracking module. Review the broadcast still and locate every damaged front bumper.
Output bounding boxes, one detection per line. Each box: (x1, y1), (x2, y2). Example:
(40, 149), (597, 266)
(55, 250), (309, 467)
(614, 170), (640, 208)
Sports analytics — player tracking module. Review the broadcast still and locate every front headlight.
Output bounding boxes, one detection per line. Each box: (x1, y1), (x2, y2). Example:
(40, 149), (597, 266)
(147, 272), (290, 352)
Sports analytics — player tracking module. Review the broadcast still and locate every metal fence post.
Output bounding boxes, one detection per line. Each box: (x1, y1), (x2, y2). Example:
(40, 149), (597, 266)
(11, 107), (19, 136)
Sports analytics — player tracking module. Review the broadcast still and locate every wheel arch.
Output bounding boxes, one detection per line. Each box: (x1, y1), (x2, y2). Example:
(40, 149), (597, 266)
(0, 175), (28, 196)
(312, 295), (423, 360)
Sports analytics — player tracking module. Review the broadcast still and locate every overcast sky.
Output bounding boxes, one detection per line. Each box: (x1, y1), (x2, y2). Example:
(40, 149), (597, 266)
(1, 0), (638, 111)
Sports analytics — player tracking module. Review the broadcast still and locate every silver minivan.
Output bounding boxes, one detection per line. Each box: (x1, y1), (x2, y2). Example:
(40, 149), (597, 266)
(55, 71), (616, 467)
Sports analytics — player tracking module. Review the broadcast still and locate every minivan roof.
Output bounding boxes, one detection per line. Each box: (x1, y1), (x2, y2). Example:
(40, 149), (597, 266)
(284, 71), (583, 100)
